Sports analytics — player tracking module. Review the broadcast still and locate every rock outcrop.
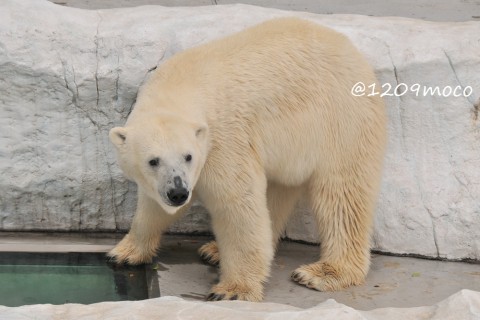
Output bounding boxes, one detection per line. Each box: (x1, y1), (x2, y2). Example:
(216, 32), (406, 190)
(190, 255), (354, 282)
(0, 0), (478, 260)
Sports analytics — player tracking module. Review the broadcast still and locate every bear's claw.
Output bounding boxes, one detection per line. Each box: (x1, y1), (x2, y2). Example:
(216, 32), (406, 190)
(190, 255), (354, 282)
(207, 282), (263, 302)
(198, 241), (220, 266)
(206, 292), (240, 301)
(207, 293), (225, 301)
(199, 252), (219, 266)
(291, 271), (302, 282)
(107, 234), (155, 266)
(291, 262), (364, 292)
(105, 255), (128, 267)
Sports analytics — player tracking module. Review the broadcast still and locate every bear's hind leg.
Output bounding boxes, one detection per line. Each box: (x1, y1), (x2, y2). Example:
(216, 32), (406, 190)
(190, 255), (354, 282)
(108, 190), (185, 265)
(291, 174), (376, 291)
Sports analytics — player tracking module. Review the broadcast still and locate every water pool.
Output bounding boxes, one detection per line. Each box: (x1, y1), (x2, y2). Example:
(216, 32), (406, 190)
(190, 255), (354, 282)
(0, 252), (159, 307)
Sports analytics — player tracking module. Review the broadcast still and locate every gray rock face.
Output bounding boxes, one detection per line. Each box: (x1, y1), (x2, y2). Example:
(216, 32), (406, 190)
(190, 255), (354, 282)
(0, 0), (478, 260)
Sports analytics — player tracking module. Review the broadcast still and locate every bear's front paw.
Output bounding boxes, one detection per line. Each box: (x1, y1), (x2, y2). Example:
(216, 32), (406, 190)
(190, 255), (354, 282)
(207, 282), (263, 302)
(291, 262), (365, 291)
(198, 240), (220, 266)
(107, 234), (156, 265)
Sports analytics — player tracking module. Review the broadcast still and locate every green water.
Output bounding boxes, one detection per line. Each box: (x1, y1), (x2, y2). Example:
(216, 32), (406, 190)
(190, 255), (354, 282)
(0, 252), (156, 307)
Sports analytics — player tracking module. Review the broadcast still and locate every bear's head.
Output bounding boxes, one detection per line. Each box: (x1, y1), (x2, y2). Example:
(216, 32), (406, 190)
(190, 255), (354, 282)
(109, 115), (208, 214)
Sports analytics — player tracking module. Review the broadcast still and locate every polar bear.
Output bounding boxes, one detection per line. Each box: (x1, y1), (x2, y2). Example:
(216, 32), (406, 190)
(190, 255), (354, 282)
(108, 17), (387, 302)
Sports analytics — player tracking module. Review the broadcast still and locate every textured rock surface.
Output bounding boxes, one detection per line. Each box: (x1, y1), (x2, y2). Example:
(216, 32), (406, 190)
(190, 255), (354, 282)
(0, 290), (479, 320)
(0, 0), (478, 259)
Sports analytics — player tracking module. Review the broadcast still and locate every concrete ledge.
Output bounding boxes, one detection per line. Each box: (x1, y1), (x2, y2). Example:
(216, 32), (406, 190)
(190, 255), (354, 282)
(0, 232), (119, 252)
(0, 0), (478, 260)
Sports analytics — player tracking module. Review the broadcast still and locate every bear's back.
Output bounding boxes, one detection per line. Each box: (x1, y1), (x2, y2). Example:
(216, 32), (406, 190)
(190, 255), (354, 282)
(137, 18), (386, 187)
(168, 18), (380, 120)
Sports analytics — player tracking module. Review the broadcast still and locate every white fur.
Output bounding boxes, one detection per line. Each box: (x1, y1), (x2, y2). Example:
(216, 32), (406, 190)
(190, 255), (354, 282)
(109, 17), (387, 302)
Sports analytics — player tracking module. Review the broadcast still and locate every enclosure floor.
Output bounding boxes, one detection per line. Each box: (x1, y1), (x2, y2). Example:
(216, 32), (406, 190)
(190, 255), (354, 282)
(0, 232), (478, 310)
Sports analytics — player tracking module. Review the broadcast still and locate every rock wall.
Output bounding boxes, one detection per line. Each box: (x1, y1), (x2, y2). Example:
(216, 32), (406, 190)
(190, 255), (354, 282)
(0, 0), (478, 260)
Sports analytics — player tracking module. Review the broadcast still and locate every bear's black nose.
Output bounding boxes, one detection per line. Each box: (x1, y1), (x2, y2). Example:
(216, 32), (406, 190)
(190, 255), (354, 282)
(167, 187), (189, 206)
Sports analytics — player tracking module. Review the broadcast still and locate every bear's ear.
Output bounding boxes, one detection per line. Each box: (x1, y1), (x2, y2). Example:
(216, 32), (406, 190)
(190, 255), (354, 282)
(109, 127), (128, 148)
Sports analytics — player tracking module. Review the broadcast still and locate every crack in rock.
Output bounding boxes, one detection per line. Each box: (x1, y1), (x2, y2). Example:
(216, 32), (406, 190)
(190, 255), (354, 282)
(473, 98), (479, 121)
(384, 42), (407, 153)
(387, 50), (402, 97)
(72, 65), (79, 99)
(384, 41), (440, 258)
(443, 50), (478, 121)
(127, 65), (160, 117)
(61, 59), (98, 127)
(94, 12), (103, 108)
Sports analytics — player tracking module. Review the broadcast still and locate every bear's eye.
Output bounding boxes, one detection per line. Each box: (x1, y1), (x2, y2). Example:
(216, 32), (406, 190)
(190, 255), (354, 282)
(148, 157), (160, 167)
(184, 154), (192, 162)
